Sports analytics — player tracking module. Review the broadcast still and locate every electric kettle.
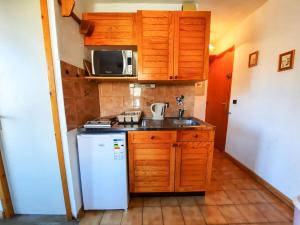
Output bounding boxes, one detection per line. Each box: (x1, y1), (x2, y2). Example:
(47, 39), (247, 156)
(150, 103), (167, 120)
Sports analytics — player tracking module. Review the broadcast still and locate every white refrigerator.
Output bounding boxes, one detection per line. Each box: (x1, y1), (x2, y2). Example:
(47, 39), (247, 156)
(77, 132), (128, 210)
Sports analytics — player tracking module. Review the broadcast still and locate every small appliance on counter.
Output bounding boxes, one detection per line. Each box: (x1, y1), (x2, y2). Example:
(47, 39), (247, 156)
(117, 110), (142, 124)
(83, 116), (116, 128)
(151, 103), (168, 120)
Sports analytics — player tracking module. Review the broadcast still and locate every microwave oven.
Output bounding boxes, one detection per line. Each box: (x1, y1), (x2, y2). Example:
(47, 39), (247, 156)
(91, 50), (136, 76)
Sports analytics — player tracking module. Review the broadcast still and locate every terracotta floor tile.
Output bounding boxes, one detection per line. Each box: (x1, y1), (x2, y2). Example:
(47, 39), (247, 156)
(218, 205), (247, 223)
(129, 197), (143, 208)
(236, 204), (268, 223)
(177, 196), (197, 206)
(258, 190), (280, 203)
(232, 179), (259, 190)
(100, 210), (123, 225)
(204, 191), (233, 205)
(121, 207), (142, 225)
(79, 211), (103, 225)
(143, 197), (161, 207)
(240, 190), (267, 203)
(143, 207), (163, 225)
(200, 206), (227, 224)
(272, 203), (294, 221)
(181, 206), (206, 225)
(160, 197), (179, 206)
(225, 190), (249, 204)
(221, 180), (237, 190)
(162, 206), (185, 225)
(255, 204), (289, 222)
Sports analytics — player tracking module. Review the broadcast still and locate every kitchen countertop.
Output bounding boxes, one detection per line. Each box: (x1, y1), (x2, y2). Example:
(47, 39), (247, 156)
(78, 117), (215, 134)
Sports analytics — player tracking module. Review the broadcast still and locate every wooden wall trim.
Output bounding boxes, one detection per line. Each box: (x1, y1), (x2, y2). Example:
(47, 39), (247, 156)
(40, 0), (72, 220)
(0, 149), (14, 218)
(225, 152), (294, 209)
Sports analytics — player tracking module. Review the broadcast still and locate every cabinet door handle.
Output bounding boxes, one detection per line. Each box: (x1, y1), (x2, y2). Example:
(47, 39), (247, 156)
(150, 136), (155, 140)
(169, 76), (173, 80)
(194, 134), (199, 138)
(172, 143), (178, 147)
(174, 75), (178, 79)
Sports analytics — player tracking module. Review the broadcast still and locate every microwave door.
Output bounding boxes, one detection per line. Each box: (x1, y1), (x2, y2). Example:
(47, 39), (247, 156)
(122, 51), (127, 75)
(94, 51), (123, 75)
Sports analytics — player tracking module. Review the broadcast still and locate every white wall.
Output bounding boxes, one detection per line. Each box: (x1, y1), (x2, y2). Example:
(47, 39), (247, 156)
(47, 0), (84, 217)
(215, 0), (300, 200)
(81, 3), (182, 12)
(54, 1), (85, 68)
(0, 0), (65, 214)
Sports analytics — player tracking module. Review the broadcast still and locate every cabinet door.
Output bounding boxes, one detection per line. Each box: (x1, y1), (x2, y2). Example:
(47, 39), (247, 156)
(137, 11), (174, 81)
(175, 142), (213, 192)
(83, 13), (136, 45)
(174, 11), (211, 80)
(128, 131), (176, 192)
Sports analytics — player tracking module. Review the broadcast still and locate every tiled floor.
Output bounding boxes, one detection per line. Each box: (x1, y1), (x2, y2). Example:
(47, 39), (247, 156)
(79, 149), (294, 225)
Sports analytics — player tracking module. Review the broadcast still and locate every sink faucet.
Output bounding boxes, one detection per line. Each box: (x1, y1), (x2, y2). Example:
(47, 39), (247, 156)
(178, 108), (185, 119)
(176, 95), (185, 119)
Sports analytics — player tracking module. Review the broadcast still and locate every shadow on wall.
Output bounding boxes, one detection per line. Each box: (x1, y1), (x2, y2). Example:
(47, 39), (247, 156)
(226, 119), (262, 171)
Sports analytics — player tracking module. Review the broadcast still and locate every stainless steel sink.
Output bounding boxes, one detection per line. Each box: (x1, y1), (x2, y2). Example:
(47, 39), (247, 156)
(172, 118), (200, 126)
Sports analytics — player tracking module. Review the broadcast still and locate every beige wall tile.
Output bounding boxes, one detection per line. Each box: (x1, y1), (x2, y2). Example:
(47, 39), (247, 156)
(98, 82), (196, 117)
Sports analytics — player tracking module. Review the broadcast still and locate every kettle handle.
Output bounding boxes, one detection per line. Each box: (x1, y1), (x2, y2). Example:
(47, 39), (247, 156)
(150, 103), (156, 114)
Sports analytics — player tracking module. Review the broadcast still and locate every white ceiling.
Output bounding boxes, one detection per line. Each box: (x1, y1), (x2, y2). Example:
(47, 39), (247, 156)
(81, 0), (268, 44)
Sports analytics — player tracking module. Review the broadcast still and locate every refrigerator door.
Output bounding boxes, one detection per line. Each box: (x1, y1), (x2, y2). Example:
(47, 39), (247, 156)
(77, 133), (128, 210)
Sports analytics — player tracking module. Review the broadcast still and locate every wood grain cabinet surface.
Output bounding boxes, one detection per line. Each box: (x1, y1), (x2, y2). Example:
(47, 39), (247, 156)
(128, 129), (214, 193)
(174, 11), (211, 81)
(128, 131), (177, 193)
(137, 11), (174, 81)
(137, 10), (211, 81)
(82, 13), (137, 46)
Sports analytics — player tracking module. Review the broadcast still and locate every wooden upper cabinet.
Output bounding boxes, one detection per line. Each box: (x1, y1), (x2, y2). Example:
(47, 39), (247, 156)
(137, 11), (174, 81)
(174, 11), (211, 80)
(82, 13), (136, 46)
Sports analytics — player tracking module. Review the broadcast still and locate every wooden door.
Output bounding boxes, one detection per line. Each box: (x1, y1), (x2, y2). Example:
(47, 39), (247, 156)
(137, 11), (174, 80)
(174, 11), (211, 80)
(83, 13), (136, 45)
(128, 131), (176, 192)
(175, 142), (213, 192)
(205, 47), (235, 151)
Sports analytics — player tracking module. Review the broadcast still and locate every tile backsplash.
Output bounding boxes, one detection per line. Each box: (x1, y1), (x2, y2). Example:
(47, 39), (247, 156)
(61, 61), (100, 130)
(98, 82), (203, 118)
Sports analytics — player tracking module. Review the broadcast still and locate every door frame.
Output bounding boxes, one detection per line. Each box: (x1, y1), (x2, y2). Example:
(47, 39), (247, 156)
(0, 143), (14, 218)
(40, 0), (72, 220)
(206, 46), (235, 151)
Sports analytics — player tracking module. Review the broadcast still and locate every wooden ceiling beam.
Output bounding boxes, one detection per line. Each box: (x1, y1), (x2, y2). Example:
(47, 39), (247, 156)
(61, 0), (75, 17)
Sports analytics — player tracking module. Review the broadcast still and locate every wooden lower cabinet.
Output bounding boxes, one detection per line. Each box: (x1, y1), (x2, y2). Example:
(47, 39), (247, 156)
(128, 131), (176, 193)
(175, 142), (213, 192)
(128, 130), (214, 193)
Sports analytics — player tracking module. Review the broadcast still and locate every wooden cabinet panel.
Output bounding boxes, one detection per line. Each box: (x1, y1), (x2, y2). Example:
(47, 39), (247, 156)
(137, 11), (174, 81)
(174, 11), (211, 80)
(130, 131), (177, 144)
(178, 130), (215, 142)
(83, 13), (136, 45)
(175, 142), (213, 192)
(128, 131), (177, 193)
